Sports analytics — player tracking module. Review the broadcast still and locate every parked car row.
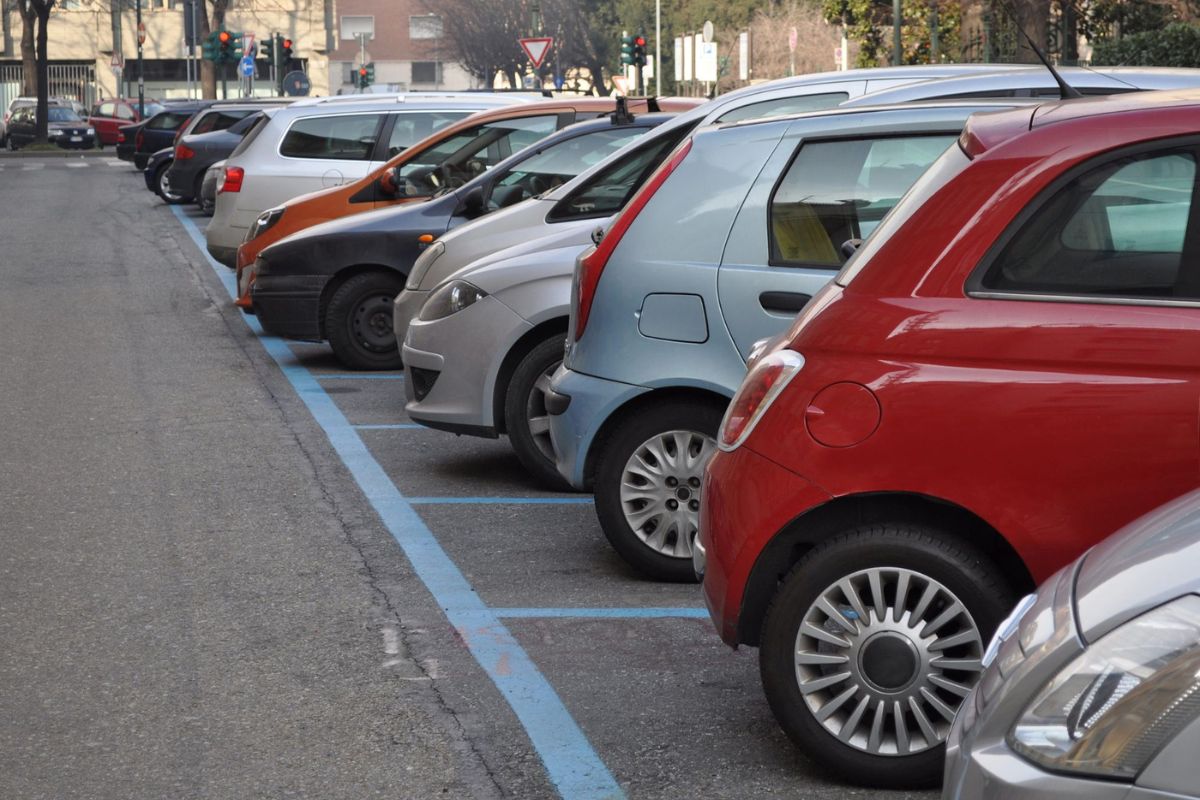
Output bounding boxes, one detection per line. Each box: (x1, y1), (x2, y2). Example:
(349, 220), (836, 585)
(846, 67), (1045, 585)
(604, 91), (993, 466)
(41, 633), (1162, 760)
(122, 71), (1200, 796)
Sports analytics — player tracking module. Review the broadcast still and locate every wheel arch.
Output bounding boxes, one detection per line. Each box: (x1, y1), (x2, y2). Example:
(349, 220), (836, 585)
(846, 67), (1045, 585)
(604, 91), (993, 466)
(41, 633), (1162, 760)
(492, 316), (569, 435)
(583, 386), (730, 489)
(737, 492), (1034, 647)
(317, 263), (407, 339)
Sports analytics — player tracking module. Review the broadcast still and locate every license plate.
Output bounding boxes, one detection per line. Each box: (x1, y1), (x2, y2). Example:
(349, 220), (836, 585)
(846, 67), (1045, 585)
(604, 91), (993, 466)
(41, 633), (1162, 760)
(70, 136), (82, 142)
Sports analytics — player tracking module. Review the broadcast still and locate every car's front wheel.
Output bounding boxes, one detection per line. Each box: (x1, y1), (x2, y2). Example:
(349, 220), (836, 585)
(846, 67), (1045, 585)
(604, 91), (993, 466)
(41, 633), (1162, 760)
(758, 523), (1015, 788)
(593, 401), (723, 581)
(504, 334), (570, 490)
(326, 271), (405, 370)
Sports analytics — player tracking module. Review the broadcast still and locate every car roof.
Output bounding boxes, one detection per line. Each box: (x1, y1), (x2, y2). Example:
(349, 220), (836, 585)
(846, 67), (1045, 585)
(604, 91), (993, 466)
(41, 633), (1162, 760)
(714, 97), (1037, 132)
(289, 92), (528, 108)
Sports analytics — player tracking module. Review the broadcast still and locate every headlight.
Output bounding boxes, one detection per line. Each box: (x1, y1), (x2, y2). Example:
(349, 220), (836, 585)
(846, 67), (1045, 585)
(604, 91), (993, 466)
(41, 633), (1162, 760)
(419, 280), (487, 321)
(1009, 594), (1200, 779)
(407, 241), (445, 290)
(86, 127), (95, 135)
(247, 207), (285, 243)
(48, 129), (62, 137)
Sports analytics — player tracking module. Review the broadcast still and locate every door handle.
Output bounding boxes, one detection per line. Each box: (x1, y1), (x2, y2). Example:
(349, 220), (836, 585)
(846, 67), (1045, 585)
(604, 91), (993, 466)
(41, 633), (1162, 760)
(759, 291), (812, 314)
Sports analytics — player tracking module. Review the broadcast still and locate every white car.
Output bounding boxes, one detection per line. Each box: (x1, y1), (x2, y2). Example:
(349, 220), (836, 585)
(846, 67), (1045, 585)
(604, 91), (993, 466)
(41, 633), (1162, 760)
(204, 94), (525, 267)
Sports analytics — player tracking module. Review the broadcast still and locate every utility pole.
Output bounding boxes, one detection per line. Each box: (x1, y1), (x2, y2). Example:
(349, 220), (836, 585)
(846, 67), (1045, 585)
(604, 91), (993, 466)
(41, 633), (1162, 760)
(136, 0), (144, 118)
(654, 0), (661, 96)
(357, 33), (368, 93)
(893, 0), (902, 65)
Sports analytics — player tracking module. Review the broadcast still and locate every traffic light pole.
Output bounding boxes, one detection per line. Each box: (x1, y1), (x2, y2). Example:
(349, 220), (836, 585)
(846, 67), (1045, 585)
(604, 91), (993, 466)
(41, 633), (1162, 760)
(135, 0), (144, 119)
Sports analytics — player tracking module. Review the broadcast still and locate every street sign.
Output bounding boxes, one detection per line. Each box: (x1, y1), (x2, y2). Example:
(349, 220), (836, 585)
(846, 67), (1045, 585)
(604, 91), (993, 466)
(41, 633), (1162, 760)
(239, 56), (255, 77)
(137, 22), (146, 46)
(110, 51), (123, 69)
(612, 74), (629, 94)
(281, 71), (311, 96)
(702, 20), (714, 43)
(519, 37), (553, 69)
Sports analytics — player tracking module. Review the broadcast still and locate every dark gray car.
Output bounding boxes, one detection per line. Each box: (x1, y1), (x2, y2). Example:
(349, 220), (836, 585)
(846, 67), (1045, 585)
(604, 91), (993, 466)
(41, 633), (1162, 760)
(166, 111), (266, 203)
(944, 489), (1200, 799)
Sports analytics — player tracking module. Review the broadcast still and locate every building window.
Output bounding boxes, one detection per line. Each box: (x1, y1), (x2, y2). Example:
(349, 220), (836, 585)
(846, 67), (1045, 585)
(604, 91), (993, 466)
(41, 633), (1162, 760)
(409, 14), (443, 40)
(412, 62), (441, 84)
(341, 16), (375, 41)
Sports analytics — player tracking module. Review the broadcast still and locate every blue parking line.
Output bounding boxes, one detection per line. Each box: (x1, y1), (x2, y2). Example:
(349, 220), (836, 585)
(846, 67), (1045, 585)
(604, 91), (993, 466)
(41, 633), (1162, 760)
(494, 608), (708, 619)
(354, 423), (425, 430)
(171, 206), (624, 800)
(315, 373), (405, 380)
(409, 496), (595, 505)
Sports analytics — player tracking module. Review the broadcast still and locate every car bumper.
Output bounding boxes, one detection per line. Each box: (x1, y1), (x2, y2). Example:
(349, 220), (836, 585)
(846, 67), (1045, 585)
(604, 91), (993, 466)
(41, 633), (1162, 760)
(116, 143), (135, 161)
(403, 295), (531, 435)
(167, 163), (202, 196)
(208, 243), (239, 269)
(393, 288), (429, 351)
(252, 274), (329, 341)
(546, 366), (649, 490)
(699, 445), (831, 647)
(52, 136), (94, 149)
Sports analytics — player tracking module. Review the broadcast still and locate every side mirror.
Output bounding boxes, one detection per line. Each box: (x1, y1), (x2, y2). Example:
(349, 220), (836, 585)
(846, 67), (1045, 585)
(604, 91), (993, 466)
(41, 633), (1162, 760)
(590, 226), (605, 246)
(840, 238), (863, 259)
(460, 185), (485, 216)
(379, 166), (401, 196)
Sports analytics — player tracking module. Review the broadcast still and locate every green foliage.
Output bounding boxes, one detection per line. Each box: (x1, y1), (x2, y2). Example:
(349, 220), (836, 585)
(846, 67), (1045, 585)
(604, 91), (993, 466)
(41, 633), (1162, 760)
(1080, 0), (1176, 43)
(824, 0), (960, 66)
(1091, 21), (1200, 66)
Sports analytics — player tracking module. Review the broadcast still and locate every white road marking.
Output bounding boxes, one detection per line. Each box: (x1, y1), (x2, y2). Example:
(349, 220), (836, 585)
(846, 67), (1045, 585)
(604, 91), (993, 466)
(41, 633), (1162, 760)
(65, 161), (88, 168)
(106, 159), (126, 167)
(382, 625), (400, 655)
(21, 162), (44, 170)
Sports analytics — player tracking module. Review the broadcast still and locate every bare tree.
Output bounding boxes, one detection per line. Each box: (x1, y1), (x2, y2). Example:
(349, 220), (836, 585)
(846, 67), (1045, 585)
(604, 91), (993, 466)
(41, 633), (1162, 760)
(728, 0), (848, 89)
(17, 0), (35, 94)
(429, 0), (527, 88)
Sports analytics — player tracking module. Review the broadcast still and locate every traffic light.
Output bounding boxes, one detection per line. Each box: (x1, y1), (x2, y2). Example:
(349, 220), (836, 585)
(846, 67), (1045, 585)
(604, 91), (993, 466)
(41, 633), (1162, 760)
(218, 29), (233, 62)
(357, 62), (375, 90)
(201, 30), (217, 62)
(261, 36), (275, 69)
(620, 34), (634, 65)
(280, 37), (294, 68)
(632, 34), (647, 67)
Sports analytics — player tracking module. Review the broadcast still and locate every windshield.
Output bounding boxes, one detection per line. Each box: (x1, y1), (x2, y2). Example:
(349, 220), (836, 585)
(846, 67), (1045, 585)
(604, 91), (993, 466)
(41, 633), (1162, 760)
(398, 114), (559, 194)
(836, 142), (971, 286)
(48, 107), (82, 122)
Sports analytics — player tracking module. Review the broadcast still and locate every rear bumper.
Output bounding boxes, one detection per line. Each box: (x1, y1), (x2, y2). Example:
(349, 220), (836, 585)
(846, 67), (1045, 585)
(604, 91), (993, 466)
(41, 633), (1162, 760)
(546, 366), (648, 490)
(207, 244), (239, 269)
(252, 274), (329, 341)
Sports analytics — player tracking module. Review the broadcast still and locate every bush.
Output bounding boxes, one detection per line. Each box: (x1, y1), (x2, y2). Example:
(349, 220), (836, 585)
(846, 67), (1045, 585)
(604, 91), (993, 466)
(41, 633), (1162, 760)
(1091, 22), (1200, 67)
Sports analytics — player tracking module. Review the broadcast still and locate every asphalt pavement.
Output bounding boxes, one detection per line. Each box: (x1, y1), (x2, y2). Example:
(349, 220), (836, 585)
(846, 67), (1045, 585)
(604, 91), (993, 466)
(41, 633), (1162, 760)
(0, 158), (935, 800)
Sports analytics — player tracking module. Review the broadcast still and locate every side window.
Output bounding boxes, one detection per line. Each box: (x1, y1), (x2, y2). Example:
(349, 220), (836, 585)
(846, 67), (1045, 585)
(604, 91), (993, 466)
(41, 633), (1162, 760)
(769, 134), (957, 268)
(192, 112), (219, 134)
(715, 93), (849, 124)
(547, 126), (694, 222)
(116, 104), (136, 120)
(211, 110), (251, 132)
(979, 149), (1198, 299)
(488, 127), (647, 209)
(98, 102), (116, 117)
(398, 114), (558, 193)
(279, 113), (384, 161)
(385, 110), (470, 157)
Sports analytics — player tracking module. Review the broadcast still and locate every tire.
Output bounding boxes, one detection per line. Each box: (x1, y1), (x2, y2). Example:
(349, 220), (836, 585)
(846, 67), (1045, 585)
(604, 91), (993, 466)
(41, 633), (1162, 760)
(154, 161), (188, 204)
(758, 523), (1016, 788)
(325, 271), (406, 371)
(593, 401), (723, 582)
(6, 136), (16, 152)
(504, 334), (570, 490)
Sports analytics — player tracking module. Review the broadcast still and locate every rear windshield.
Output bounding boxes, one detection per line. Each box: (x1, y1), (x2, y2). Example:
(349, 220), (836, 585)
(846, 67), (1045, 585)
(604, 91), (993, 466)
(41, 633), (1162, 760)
(48, 107), (82, 122)
(229, 113), (271, 157)
(146, 111), (193, 130)
(835, 143), (971, 286)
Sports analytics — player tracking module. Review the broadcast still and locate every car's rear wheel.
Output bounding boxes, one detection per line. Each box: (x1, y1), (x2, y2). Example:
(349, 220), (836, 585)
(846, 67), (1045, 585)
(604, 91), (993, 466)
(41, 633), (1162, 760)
(154, 161), (188, 204)
(758, 523), (1015, 788)
(504, 334), (570, 490)
(593, 401), (722, 581)
(326, 271), (405, 370)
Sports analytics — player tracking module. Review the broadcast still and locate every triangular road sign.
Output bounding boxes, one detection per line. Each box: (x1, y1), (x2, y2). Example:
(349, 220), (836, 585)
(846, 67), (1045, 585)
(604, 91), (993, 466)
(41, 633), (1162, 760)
(519, 37), (553, 69)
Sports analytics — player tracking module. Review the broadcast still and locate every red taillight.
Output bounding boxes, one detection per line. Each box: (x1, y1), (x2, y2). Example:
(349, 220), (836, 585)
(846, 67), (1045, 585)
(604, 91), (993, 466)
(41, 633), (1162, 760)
(117, 131), (125, 143)
(219, 165), (244, 194)
(175, 143), (195, 160)
(135, 130), (144, 149)
(573, 138), (693, 341)
(718, 351), (805, 451)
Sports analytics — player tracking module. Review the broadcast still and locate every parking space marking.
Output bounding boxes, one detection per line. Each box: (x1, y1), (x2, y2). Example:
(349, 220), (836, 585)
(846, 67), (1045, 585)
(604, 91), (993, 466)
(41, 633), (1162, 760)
(494, 608), (707, 619)
(408, 496), (594, 505)
(353, 423), (424, 430)
(314, 373), (405, 380)
(21, 162), (44, 170)
(65, 162), (88, 168)
(172, 205), (625, 800)
(106, 159), (126, 167)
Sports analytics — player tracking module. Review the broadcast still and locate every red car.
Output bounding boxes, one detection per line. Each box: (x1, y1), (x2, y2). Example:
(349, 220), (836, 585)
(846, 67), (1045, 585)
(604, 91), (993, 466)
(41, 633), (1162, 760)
(698, 89), (1200, 787)
(89, 97), (164, 147)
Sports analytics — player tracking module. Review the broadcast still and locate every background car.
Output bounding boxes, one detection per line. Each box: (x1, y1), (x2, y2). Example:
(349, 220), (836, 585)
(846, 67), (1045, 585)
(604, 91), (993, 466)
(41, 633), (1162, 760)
(944, 489), (1200, 799)
(144, 104), (271, 204)
(3, 96), (69, 147)
(89, 98), (165, 147)
(166, 111), (267, 207)
(5, 104), (95, 150)
(120, 103), (207, 169)
(696, 89), (1200, 788)
(199, 160), (224, 216)
(252, 109), (676, 371)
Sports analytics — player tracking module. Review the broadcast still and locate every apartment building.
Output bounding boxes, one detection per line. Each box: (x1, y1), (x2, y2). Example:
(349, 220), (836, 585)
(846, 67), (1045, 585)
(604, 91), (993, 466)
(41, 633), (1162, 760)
(330, 0), (476, 94)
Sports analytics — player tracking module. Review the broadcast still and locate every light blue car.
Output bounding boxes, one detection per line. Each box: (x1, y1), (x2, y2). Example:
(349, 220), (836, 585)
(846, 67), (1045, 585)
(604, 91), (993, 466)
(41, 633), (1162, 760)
(546, 101), (1020, 581)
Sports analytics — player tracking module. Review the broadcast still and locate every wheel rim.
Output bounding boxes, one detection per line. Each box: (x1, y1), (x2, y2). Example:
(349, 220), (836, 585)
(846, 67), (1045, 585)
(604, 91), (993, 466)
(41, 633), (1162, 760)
(618, 429), (716, 559)
(793, 567), (983, 757)
(159, 169), (182, 201)
(350, 293), (397, 354)
(523, 359), (561, 463)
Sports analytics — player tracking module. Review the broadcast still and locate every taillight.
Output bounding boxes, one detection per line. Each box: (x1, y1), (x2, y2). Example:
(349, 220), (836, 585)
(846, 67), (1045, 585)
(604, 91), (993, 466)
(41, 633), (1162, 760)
(135, 130), (144, 149)
(573, 138), (693, 340)
(718, 350), (805, 451)
(219, 166), (244, 194)
(117, 132), (125, 143)
(175, 143), (195, 160)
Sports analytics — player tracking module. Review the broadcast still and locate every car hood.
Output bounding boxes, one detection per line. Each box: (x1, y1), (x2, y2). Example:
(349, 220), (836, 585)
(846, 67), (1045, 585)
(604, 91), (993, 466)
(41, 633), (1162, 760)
(417, 197), (558, 290)
(268, 193), (452, 249)
(1074, 489), (1200, 643)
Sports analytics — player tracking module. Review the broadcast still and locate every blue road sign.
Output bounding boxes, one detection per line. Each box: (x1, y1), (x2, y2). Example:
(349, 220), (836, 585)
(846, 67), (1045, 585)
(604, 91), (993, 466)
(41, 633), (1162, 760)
(554, 73), (565, 90)
(239, 56), (255, 77)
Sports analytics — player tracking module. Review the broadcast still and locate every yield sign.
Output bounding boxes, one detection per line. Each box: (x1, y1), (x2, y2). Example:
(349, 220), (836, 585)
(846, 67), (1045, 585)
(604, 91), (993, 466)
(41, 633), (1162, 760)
(519, 37), (553, 69)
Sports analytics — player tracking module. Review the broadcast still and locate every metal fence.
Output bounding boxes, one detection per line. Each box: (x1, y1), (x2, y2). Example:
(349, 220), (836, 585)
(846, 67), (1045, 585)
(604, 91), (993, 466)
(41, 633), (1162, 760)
(0, 63), (97, 112)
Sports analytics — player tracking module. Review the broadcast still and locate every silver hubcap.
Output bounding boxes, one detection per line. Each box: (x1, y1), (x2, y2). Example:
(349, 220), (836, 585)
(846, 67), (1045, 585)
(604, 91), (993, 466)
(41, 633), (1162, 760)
(794, 567), (983, 756)
(618, 429), (716, 559)
(160, 169), (181, 201)
(524, 360), (560, 462)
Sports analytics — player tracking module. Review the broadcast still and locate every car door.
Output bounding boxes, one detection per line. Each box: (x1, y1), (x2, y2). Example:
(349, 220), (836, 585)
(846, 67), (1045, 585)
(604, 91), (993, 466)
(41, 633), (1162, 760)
(12, 107), (32, 146)
(717, 113), (964, 357)
(91, 101), (115, 143)
(262, 111), (387, 209)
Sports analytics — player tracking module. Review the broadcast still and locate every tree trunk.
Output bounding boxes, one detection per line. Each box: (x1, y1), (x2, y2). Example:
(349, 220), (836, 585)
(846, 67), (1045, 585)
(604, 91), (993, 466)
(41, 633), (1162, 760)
(588, 63), (606, 96)
(34, 4), (49, 142)
(199, 0), (214, 99)
(19, 2), (36, 95)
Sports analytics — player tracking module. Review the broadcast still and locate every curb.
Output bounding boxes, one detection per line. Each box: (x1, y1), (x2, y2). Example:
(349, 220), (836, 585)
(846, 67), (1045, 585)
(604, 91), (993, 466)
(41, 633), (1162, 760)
(0, 149), (116, 159)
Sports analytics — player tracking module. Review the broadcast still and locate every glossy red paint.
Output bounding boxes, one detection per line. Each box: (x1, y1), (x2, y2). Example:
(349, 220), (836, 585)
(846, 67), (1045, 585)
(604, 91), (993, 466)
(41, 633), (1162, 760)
(701, 90), (1200, 648)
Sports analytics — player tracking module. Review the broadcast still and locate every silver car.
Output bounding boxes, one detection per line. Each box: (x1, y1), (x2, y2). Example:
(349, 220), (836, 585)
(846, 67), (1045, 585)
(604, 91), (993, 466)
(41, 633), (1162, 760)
(944, 489), (1200, 800)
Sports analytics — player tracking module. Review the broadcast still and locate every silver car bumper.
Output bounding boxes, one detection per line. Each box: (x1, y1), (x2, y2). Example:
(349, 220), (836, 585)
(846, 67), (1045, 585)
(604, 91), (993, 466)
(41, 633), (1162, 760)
(393, 287), (429, 353)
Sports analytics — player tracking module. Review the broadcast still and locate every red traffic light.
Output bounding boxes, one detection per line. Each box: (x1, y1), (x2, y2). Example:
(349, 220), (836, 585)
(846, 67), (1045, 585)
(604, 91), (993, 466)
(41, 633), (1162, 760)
(282, 38), (293, 49)
(359, 67), (368, 76)
(634, 36), (646, 46)
(218, 30), (231, 43)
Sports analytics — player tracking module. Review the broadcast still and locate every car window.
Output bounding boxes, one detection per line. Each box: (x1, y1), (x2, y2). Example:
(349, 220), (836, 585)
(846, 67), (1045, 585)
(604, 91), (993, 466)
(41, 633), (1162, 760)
(142, 103), (165, 118)
(229, 113), (271, 157)
(769, 134), (957, 268)
(546, 123), (697, 222)
(279, 113), (384, 160)
(715, 93), (849, 124)
(116, 104), (136, 120)
(488, 127), (648, 209)
(398, 114), (558, 193)
(385, 110), (472, 157)
(228, 113), (262, 135)
(48, 107), (82, 122)
(194, 109), (252, 135)
(979, 148), (1198, 299)
(97, 102), (115, 117)
(147, 111), (192, 130)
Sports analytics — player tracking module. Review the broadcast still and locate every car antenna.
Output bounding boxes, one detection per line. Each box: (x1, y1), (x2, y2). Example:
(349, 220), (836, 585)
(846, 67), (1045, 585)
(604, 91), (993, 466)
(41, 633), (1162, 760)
(611, 95), (636, 125)
(1001, 0), (1083, 99)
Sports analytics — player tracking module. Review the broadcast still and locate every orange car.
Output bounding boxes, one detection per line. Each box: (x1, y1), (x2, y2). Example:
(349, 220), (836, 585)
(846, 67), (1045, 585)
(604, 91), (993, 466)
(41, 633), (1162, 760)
(233, 96), (699, 308)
